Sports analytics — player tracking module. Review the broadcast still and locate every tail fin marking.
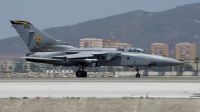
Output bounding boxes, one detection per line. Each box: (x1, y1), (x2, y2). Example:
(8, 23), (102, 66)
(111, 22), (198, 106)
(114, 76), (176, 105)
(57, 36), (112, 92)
(10, 20), (59, 52)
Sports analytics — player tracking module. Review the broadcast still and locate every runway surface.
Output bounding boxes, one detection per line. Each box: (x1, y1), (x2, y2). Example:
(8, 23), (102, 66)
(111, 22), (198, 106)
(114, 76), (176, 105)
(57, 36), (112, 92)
(0, 78), (200, 98)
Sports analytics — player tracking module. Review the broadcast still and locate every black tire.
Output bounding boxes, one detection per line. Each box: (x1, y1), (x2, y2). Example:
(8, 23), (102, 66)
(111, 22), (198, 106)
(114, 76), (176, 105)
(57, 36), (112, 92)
(135, 73), (140, 78)
(83, 71), (87, 77)
(76, 71), (83, 77)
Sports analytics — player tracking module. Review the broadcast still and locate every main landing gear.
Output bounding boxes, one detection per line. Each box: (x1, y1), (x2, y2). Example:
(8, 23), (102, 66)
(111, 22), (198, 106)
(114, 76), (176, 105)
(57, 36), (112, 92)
(135, 66), (140, 78)
(76, 65), (87, 78)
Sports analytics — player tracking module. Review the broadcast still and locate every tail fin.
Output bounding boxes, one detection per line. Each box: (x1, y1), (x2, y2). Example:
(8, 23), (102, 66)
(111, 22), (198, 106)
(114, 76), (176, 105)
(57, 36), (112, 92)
(10, 20), (59, 52)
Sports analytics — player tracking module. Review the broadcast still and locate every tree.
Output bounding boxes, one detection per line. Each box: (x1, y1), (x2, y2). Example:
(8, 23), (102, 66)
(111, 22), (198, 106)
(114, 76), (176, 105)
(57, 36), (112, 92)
(185, 64), (193, 71)
(194, 57), (199, 74)
(4, 62), (7, 72)
(30, 63), (36, 72)
(1, 65), (4, 72)
(178, 59), (184, 75)
(24, 65), (28, 73)
(123, 66), (128, 71)
(107, 66), (114, 72)
(8, 66), (13, 72)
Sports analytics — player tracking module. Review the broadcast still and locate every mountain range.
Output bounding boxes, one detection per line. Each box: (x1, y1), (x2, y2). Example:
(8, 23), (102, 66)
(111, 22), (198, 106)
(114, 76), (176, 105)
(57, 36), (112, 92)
(1, 2), (200, 58)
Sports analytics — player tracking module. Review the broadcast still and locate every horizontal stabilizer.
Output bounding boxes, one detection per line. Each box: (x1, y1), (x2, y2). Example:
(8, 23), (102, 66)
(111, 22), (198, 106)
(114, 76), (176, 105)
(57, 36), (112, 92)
(21, 57), (61, 61)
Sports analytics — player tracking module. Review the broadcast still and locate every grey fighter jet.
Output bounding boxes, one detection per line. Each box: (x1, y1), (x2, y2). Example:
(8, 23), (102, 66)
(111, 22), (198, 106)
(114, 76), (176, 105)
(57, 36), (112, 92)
(10, 20), (183, 78)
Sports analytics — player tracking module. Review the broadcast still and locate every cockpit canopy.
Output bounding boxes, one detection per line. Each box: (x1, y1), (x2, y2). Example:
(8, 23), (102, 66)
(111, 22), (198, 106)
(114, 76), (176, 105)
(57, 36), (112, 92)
(117, 47), (149, 54)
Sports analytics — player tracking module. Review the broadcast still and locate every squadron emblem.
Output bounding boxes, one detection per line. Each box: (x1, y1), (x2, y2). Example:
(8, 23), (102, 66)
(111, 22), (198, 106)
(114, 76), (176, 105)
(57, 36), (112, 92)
(35, 34), (41, 41)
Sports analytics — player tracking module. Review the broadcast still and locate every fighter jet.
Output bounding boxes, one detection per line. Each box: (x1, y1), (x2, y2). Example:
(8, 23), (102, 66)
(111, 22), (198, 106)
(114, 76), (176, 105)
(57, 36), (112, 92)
(10, 20), (183, 78)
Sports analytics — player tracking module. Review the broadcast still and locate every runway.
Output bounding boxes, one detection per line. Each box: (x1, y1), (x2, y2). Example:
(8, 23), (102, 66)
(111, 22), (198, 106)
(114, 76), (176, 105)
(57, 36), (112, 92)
(0, 78), (200, 98)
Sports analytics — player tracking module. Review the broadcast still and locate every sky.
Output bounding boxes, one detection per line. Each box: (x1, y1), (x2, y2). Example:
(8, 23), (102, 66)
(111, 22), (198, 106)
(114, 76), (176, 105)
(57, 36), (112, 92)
(1, 0), (200, 39)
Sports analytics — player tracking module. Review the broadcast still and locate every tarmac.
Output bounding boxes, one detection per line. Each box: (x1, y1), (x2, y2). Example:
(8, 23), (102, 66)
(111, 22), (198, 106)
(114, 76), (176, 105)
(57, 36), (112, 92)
(1, 77), (200, 112)
(0, 77), (200, 98)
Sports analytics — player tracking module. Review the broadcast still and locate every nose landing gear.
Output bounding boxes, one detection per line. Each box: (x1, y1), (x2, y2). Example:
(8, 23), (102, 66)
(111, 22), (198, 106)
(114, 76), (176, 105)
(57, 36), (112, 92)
(135, 67), (140, 78)
(76, 65), (87, 78)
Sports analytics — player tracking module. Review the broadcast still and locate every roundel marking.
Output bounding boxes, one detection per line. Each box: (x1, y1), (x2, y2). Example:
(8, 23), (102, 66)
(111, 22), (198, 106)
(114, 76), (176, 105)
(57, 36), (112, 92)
(127, 57), (130, 60)
(35, 34), (41, 41)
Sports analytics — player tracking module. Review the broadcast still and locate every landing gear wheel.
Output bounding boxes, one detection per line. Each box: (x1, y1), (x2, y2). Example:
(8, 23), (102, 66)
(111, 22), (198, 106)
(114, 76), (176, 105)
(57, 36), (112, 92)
(135, 66), (140, 78)
(76, 64), (88, 78)
(76, 71), (87, 77)
(135, 73), (140, 78)
(76, 71), (83, 77)
(83, 71), (87, 77)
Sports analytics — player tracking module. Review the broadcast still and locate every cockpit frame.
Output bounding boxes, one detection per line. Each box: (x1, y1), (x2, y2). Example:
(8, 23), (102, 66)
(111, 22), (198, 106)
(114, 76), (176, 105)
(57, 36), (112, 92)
(117, 47), (149, 54)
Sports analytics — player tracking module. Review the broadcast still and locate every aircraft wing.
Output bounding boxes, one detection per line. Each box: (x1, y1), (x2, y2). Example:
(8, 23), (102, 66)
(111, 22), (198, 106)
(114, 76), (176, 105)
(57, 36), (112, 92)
(53, 52), (120, 61)
(23, 52), (120, 63)
(90, 52), (110, 55)
(53, 52), (94, 59)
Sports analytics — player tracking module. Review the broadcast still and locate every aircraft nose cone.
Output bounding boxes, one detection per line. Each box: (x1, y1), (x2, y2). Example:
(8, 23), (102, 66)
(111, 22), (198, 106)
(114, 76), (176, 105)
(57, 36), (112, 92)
(161, 57), (184, 66)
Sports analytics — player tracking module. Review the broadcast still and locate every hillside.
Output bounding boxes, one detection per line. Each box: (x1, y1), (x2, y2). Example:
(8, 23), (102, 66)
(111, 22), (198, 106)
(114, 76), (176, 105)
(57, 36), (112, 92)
(1, 2), (200, 58)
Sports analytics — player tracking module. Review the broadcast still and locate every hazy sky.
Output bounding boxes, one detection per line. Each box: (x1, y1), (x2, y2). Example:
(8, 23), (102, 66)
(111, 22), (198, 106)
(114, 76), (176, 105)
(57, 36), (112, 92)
(1, 0), (200, 39)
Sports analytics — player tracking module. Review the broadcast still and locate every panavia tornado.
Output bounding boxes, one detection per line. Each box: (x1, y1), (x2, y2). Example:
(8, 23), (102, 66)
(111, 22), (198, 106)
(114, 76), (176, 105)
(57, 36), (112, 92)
(10, 20), (183, 78)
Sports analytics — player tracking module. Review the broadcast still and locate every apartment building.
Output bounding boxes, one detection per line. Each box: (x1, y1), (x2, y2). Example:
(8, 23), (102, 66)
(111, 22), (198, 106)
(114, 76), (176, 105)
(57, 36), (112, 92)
(151, 43), (168, 57)
(80, 38), (131, 48)
(175, 43), (196, 60)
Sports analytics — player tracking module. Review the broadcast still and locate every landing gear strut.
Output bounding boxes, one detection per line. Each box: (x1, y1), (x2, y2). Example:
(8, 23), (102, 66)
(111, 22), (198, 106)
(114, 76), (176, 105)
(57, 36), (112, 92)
(135, 66), (140, 78)
(76, 65), (87, 78)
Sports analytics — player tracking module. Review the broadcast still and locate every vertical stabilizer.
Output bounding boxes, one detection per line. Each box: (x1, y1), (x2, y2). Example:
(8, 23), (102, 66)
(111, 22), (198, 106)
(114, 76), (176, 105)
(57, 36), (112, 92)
(10, 20), (59, 52)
